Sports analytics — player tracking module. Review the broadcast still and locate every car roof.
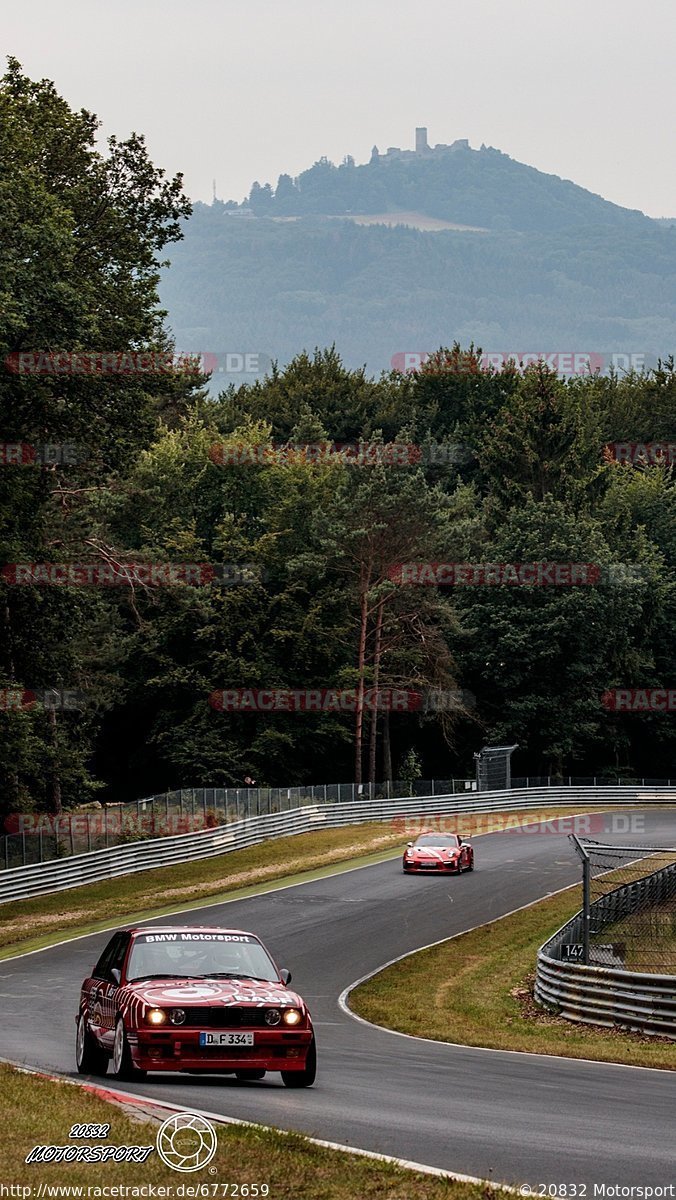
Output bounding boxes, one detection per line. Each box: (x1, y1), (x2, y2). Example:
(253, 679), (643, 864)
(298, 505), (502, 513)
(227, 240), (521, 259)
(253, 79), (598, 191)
(414, 831), (460, 839)
(125, 926), (259, 937)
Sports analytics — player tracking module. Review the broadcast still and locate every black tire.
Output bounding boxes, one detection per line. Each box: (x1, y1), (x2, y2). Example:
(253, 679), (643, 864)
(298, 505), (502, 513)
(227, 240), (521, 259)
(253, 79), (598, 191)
(466, 854), (474, 871)
(111, 1017), (146, 1081)
(76, 1012), (108, 1076)
(235, 1069), (266, 1081)
(281, 1037), (316, 1088)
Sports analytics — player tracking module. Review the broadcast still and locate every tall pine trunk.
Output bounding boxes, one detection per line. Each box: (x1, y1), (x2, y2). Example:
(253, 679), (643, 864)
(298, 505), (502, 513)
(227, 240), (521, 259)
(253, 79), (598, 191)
(368, 600), (384, 784)
(382, 709), (393, 781)
(354, 573), (369, 784)
(48, 706), (63, 815)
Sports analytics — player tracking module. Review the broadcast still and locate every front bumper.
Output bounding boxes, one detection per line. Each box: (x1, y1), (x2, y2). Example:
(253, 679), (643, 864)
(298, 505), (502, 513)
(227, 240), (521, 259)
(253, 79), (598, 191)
(403, 859), (461, 871)
(129, 1027), (313, 1072)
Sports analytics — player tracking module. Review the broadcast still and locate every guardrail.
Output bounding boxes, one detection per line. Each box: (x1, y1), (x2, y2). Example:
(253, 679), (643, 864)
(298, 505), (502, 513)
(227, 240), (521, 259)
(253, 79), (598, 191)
(4, 773), (676, 870)
(535, 853), (676, 1038)
(2, 778), (479, 869)
(1, 783), (674, 905)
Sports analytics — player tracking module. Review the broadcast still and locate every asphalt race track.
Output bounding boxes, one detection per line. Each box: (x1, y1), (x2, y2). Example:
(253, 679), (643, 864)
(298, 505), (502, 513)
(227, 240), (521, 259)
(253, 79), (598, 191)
(1, 812), (675, 1188)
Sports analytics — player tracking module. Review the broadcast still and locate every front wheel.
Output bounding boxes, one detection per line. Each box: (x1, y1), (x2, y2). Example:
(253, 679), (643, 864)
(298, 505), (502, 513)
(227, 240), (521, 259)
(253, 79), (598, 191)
(281, 1038), (316, 1088)
(76, 1013), (108, 1076)
(111, 1017), (146, 1082)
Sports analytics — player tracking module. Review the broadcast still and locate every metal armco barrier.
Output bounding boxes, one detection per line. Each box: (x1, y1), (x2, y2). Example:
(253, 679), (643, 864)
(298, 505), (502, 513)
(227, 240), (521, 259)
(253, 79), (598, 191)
(535, 955), (676, 1037)
(535, 854), (676, 1038)
(1, 784), (674, 905)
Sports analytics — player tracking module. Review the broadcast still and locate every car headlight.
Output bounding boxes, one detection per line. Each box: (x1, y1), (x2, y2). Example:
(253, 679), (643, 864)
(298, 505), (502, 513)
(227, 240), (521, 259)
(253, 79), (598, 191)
(169, 1008), (186, 1025)
(146, 1008), (167, 1025)
(282, 1008), (302, 1026)
(265, 1008), (282, 1026)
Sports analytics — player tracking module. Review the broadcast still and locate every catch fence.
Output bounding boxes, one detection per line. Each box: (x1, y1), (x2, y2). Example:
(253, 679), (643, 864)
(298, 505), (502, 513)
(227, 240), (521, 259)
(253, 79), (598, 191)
(535, 836), (676, 1036)
(2, 774), (675, 870)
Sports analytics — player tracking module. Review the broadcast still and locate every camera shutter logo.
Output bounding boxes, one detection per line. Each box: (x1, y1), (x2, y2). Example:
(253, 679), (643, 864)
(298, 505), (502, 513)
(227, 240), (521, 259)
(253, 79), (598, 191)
(156, 1112), (218, 1172)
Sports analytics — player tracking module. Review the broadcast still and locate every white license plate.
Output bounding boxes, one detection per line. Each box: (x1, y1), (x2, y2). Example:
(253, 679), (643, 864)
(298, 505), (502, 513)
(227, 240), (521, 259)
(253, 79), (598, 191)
(199, 1031), (254, 1047)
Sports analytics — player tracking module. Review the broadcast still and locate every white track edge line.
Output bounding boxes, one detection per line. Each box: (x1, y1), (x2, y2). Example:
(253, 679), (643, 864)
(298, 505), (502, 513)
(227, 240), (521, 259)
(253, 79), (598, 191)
(0, 1056), (518, 1192)
(0, 807), (618, 965)
(338, 884), (676, 1077)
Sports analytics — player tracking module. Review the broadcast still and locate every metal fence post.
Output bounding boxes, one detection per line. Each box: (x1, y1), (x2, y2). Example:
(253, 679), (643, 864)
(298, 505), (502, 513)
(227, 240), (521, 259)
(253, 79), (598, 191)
(582, 854), (590, 965)
(570, 834), (591, 966)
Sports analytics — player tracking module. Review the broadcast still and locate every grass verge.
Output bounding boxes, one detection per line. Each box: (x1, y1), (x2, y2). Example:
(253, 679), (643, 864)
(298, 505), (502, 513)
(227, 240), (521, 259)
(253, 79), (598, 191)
(349, 886), (676, 1070)
(0, 823), (405, 959)
(1, 1061), (496, 1196)
(0, 805), (664, 962)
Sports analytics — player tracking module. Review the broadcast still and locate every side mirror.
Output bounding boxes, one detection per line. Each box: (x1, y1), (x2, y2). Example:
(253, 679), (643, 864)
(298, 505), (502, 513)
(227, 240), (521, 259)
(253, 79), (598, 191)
(279, 968), (292, 985)
(110, 968), (121, 985)
(406, 841), (413, 848)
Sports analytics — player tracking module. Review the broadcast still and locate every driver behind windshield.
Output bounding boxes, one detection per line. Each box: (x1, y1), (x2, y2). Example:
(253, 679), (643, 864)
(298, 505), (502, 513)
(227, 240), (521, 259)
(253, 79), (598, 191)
(126, 935), (278, 982)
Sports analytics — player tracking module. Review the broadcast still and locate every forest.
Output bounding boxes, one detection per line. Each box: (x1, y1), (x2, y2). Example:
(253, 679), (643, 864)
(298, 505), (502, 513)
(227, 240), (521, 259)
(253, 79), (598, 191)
(2, 61), (675, 822)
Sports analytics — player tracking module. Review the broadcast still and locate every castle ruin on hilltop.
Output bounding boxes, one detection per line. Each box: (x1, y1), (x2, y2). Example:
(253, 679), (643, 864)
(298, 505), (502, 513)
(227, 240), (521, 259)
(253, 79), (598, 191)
(370, 128), (470, 162)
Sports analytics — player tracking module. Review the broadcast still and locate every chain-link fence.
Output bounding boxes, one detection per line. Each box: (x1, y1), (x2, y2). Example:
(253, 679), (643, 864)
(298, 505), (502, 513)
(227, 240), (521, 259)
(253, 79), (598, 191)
(1, 777), (479, 869)
(571, 837), (676, 974)
(2, 774), (675, 871)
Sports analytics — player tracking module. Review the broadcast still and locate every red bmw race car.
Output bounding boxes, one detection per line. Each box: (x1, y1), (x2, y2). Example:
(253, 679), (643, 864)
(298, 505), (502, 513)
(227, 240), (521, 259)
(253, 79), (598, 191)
(75, 925), (316, 1087)
(402, 831), (474, 874)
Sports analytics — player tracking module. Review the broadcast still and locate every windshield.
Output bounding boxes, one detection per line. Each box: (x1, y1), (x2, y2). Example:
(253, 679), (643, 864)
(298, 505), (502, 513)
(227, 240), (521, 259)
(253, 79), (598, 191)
(126, 932), (280, 983)
(415, 834), (459, 847)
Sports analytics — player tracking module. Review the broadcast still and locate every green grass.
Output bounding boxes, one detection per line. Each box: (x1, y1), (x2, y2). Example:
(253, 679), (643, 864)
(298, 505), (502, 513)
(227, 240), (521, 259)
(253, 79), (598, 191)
(350, 886), (676, 1070)
(0, 1061), (498, 1196)
(602, 905), (676, 972)
(0, 822), (406, 959)
(0, 805), (662, 962)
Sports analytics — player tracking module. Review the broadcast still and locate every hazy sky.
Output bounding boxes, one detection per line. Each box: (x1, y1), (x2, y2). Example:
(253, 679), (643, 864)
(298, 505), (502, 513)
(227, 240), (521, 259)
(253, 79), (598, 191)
(4, 0), (675, 216)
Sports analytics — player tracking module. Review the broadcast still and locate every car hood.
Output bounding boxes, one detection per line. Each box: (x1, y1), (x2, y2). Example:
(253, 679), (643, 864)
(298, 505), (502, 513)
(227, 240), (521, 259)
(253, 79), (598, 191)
(409, 846), (459, 858)
(125, 977), (302, 1008)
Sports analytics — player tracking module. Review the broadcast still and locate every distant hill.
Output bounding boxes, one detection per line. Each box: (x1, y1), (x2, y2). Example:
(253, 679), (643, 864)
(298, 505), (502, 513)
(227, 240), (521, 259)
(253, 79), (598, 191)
(227, 136), (653, 234)
(159, 136), (676, 378)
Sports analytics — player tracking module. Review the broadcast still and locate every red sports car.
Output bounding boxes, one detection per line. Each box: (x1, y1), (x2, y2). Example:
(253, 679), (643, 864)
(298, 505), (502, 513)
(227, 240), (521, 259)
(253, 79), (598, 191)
(76, 925), (316, 1087)
(402, 831), (474, 873)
